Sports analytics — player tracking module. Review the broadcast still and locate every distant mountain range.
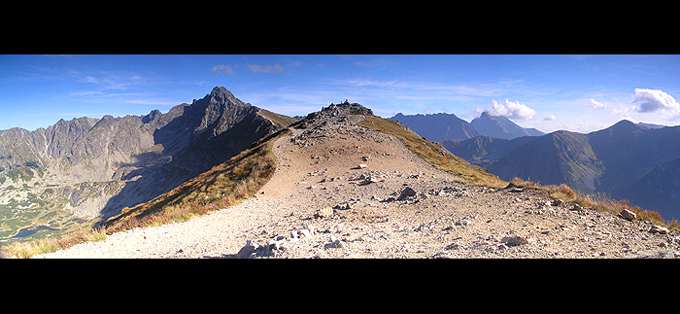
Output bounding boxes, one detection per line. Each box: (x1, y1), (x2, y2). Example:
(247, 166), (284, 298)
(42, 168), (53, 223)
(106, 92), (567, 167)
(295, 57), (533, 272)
(442, 120), (680, 221)
(390, 111), (544, 142)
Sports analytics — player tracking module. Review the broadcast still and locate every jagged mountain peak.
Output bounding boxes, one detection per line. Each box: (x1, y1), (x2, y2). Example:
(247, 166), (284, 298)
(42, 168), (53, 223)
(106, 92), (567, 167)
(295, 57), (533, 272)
(207, 86), (249, 108)
(142, 109), (162, 124)
(188, 87), (257, 137)
(471, 112), (545, 139)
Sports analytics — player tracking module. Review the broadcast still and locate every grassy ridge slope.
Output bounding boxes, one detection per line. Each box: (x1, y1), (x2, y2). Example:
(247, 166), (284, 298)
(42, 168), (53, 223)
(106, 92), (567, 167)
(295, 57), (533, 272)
(103, 128), (290, 234)
(358, 115), (506, 188)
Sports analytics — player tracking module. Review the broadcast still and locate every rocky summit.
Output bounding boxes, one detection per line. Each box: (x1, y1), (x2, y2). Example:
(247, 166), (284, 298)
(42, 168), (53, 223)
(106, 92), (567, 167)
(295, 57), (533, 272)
(35, 98), (680, 259)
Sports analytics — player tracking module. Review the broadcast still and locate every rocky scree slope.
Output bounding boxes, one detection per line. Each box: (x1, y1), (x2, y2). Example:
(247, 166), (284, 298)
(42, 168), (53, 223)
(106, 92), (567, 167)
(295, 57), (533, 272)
(38, 102), (680, 258)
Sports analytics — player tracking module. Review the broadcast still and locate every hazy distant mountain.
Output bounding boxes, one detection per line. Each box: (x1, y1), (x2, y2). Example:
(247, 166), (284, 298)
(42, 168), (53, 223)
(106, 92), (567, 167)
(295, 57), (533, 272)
(637, 122), (667, 129)
(470, 112), (544, 139)
(390, 113), (480, 141)
(390, 112), (543, 142)
(442, 119), (680, 220)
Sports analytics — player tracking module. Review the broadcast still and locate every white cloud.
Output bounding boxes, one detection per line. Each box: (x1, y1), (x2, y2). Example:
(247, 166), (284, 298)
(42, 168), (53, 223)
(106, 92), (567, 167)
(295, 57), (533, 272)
(211, 64), (235, 75)
(248, 64), (285, 73)
(486, 99), (537, 120)
(543, 115), (556, 121)
(122, 98), (179, 106)
(632, 88), (680, 114)
(590, 98), (608, 109)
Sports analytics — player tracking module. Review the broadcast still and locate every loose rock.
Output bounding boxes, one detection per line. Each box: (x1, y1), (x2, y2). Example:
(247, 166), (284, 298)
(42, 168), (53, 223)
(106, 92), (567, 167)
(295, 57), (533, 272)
(620, 209), (637, 221)
(551, 199), (564, 206)
(570, 204), (584, 212)
(398, 187), (417, 200)
(236, 240), (259, 259)
(316, 207), (334, 218)
(333, 202), (352, 210)
(454, 220), (471, 227)
(501, 235), (530, 246)
(361, 176), (378, 185)
(325, 235), (345, 249)
(650, 225), (670, 234)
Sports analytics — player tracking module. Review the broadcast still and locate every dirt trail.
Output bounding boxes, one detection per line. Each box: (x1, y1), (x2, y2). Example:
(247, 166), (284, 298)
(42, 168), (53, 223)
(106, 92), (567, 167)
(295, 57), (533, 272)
(37, 106), (680, 258)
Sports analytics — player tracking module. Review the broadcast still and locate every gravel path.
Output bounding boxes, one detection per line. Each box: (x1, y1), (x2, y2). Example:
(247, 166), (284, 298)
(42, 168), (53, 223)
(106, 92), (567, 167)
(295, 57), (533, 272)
(37, 197), (285, 258)
(37, 107), (680, 259)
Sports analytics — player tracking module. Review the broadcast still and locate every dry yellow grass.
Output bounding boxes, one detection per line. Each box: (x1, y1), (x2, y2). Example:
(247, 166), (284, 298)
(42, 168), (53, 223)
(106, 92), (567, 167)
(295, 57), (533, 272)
(358, 115), (506, 188)
(103, 128), (290, 234)
(1, 227), (107, 258)
(509, 177), (679, 230)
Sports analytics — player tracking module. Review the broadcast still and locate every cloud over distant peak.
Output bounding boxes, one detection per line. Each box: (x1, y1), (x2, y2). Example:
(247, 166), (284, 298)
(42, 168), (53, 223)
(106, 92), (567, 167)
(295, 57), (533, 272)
(211, 63), (287, 75)
(210, 64), (235, 75)
(632, 88), (680, 115)
(486, 99), (537, 120)
(248, 64), (285, 73)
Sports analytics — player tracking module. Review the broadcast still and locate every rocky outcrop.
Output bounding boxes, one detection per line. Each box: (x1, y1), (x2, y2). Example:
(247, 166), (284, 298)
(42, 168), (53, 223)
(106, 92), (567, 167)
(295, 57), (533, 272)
(295, 100), (373, 128)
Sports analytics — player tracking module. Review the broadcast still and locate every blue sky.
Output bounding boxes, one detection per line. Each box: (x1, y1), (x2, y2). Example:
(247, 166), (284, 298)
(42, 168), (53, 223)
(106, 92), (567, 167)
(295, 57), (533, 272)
(2, 54), (679, 133)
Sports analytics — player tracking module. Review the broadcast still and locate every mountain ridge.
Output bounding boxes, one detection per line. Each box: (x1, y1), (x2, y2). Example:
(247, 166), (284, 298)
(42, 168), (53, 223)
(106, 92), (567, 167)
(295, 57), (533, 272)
(390, 111), (544, 141)
(442, 120), (680, 221)
(0, 86), (290, 243)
